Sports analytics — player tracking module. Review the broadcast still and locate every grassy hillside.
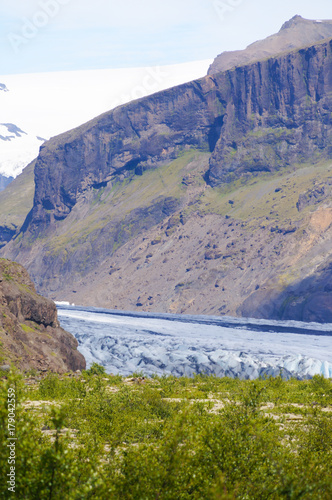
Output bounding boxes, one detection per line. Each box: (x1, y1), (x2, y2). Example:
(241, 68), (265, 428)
(43, 149), (209, 258)
(201, 160), (332, 224)
(1, 368), (331, 498)
(0, 161), (35, 244)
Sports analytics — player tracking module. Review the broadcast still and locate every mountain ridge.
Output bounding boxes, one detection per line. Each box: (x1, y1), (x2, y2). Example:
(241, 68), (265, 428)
(1, 28), (332, 322)
(208, 15), (332, 75)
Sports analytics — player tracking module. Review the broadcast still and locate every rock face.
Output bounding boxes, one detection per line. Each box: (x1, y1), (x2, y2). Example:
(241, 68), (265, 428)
(13, 38), (332, 235)
(296, 179), (332, 211)
(1, 30), (332, 323)
(24, 80), (219, 233)
(239, 258), (332, 323)
(207, 40), (332, 185)
(208, 15), (332, 75)
(0, 258), (86, 372)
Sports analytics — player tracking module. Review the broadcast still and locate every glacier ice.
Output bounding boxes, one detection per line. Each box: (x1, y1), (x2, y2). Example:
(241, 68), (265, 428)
(0, 61), (212, 179)
(57, 306), (332, 380)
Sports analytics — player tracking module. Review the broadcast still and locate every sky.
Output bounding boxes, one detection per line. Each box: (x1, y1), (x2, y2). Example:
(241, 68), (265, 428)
(1, 0), (332, 74)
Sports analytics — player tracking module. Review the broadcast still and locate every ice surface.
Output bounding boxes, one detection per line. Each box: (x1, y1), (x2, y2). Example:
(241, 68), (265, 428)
(0, 60), (212, 178)
(0, 124), (43, 177)
(57, 306), (332, 379)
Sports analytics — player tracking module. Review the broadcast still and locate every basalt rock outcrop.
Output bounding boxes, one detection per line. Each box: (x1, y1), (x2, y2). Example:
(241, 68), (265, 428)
(0, 258), (86, 372)
(207, 40), (332, 185)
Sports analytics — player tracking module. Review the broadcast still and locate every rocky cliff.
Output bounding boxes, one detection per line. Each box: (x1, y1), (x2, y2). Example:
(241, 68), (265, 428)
(2, 36), (332, 323)
(207, 40), (332, 184)
(13, 39), (332, 232)
(0, 258), (86, 372)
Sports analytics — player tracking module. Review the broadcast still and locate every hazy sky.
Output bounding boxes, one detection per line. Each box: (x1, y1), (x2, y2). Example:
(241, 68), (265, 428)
(1, 0), (332, 74)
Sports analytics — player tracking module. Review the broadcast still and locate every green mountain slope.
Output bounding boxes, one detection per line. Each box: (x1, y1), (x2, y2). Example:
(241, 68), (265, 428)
(0, 160), (35, 248)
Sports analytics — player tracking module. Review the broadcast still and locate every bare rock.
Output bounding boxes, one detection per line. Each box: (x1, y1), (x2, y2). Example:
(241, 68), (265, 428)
(0, 258), (85, 373)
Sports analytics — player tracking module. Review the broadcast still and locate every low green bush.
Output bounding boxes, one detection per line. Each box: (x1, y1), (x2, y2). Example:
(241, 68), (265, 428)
(0, 372), (331, 499)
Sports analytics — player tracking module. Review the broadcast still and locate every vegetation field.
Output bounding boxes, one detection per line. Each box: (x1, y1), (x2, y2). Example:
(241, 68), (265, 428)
(1, 366), (332, 499)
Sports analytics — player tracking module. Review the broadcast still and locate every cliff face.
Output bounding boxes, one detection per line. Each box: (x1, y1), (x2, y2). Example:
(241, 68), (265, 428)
(27, 80), (219, 234)
(0, 258), (86, 372)
(24, 39), (332, 236)
(207, 41), (332, 184)
(2, 39), (332, 323)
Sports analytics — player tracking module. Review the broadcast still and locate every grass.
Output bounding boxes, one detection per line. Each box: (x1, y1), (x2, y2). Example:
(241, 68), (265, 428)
(201, 159), (332, 225)
(0, 160), (35, 232)
(20, 324), (36, 334)
(43, 150), (209, 258)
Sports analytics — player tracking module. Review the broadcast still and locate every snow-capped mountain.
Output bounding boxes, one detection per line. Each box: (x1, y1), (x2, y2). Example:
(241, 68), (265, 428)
(0, 60), (211, 182)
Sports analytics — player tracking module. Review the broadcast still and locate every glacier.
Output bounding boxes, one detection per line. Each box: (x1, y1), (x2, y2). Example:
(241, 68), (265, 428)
(0, 60), (211, 179)
(57, 305), (332, 379)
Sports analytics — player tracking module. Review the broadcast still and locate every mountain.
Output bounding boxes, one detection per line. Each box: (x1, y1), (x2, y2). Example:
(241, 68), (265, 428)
(0, 160), (35, 248)
(0, 60), (211, 243)
(0, 174), (13, 191)
(208, 15), (332, 74)
(0, 258), (85, 373)
(1, 21), (332, 323)
(0, 61), (211, 182)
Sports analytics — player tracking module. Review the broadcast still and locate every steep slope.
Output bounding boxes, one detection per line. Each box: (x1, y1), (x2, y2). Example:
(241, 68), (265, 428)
(0, 258), (86, 372)
(208, 15), (332, 74)
(0, 160), (35, 248)
(47, 158), (332, 322)
(2, 39), (332, 322)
